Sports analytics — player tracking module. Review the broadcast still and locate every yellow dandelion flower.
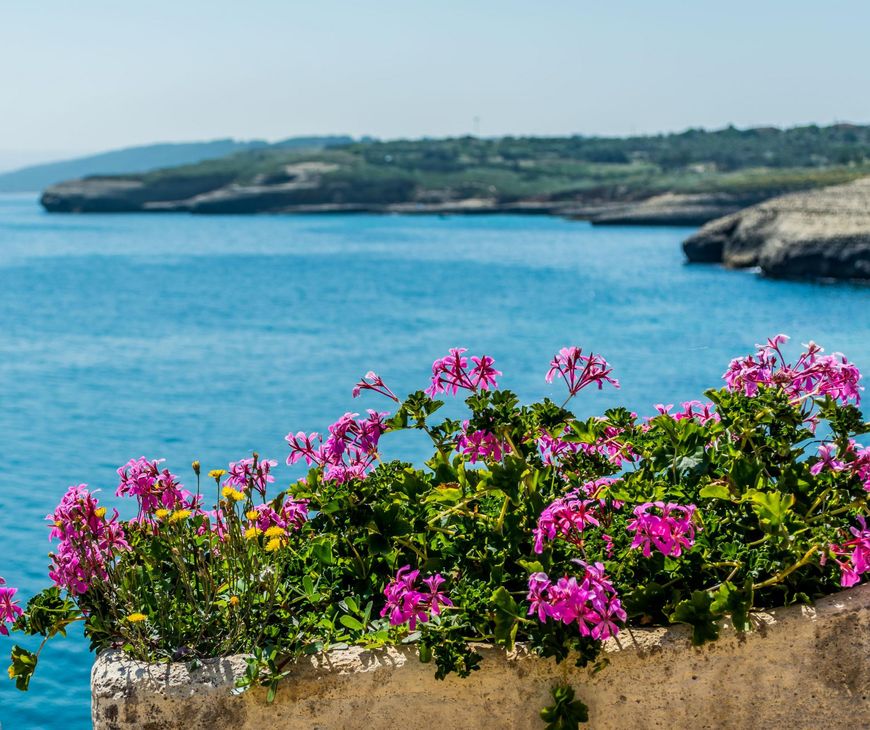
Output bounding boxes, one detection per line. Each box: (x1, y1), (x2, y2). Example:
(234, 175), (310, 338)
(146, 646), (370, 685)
(246, 510), (258, 521)
(154, 509), (170, 519)
(169, 509), (191, 523)
(244, 527), (263, 540)
(8, 665), (14, 679)
(222, 487), (244, 502)
(209, 469), (227, 480)
(126, 612), (147, 623)
(264, 526), (285, 538)
(229, 595), (239, 607)
(265, 537), (285, 552)
(94, 507), (107, 519)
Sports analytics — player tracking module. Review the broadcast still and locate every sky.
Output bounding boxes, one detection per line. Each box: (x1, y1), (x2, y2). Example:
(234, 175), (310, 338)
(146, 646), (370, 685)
(1, 0), (870, 170)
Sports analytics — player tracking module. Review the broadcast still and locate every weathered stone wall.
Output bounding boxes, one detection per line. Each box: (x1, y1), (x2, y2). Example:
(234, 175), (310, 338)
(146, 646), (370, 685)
(91, 584), (869, 730)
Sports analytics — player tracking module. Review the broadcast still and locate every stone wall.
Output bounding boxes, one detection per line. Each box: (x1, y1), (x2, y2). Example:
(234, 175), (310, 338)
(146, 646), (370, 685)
(91, 583), (869, 729)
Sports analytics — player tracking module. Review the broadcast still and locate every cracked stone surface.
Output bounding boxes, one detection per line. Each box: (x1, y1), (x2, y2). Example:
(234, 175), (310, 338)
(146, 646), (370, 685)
(92, 583), (869, 729)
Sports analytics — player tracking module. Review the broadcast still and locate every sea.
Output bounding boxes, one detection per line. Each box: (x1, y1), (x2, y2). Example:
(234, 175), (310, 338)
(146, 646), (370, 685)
(0, 193), (868, 728)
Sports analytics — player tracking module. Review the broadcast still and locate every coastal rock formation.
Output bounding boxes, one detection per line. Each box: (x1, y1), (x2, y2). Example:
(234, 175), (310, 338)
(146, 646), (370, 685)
(41, 174), (764, 225)
(683, 178), (870, 280)
(581, 192), (769, 227)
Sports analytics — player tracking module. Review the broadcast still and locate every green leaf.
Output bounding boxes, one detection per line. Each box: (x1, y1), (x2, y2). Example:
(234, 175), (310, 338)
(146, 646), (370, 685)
(9, 645), (38, 691)
(710, 581), (754, 632)
(517, 559), (545, 575)
(339, 615), (365, 631)
(540, 684), (589, 728)
(425, 487), (463, 505)
(491, 587), (520, 652)
(746, 490), (795, 533)
(670, 590), (720, 645)
(699, 483), (732, 501)
(311, 536), (335, 565)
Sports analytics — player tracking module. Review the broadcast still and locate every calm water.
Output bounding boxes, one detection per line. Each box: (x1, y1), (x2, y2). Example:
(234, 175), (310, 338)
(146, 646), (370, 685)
(0, 193), (868, 728)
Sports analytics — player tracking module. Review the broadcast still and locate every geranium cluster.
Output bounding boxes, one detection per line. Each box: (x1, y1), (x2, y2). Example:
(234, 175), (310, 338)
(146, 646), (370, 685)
(533, 479), (616, 553)
(538, 424), (635, 469)
(47, 484), (130, 595)
(626, 501), (698, 558)
(827, 516), (870, 587)
(0, 577), (23, 636)
(526, 563), (625, 640)
(425, 348), (501, 397)
(724, 335), (862, 405)
(654, 400), (720, 426)
(224, 456), (278, 497)
(811, 440), (870, 492)
(380, 565), (453, 630)
(546, 347), (619, 398)
(245, 498), (309, 549)
(116, 457), (198, 515)
(286, 410), (388, 484)
(456, 424), (507, 463)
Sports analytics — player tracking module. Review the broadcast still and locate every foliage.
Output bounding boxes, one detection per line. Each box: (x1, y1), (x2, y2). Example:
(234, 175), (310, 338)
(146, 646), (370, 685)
(1, 336), (868, 729)
(116, 124), (870, 208)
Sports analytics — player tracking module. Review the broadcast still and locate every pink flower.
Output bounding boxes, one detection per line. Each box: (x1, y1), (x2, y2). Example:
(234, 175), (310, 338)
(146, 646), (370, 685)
(380, 566), (453, 630)
(225, 457), (277, 497)
(537, 425), (635, 469)
(246, 498), (309, 534)
(829, 516), (870, 587)
(810, 444), (846, 476)
(526, 563), (625, 640)
(47, 485), (130, 595)
(352, 371), (399, 402)
(286, 411), (389, 484)
(843, 440), (870, 492)
(546, 347), (619, 398)
(456, 425), (506, 463)
(673, 400), (720, 425)
(425, 348), (501, 397)
(0, 579), (23, 636)
(626, 502), (698, 558)
(533, 482), (615, 553)
(285, 432), (323, 466)
(116, 457), (196, 514)
(724, 336), (863, 406)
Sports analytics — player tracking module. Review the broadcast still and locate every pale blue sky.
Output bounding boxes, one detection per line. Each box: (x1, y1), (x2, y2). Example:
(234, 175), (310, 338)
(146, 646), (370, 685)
(1, 0), (869, 167)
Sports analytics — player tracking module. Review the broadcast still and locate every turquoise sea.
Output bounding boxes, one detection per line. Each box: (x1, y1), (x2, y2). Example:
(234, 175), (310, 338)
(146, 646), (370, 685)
(0, 193), (868, 728)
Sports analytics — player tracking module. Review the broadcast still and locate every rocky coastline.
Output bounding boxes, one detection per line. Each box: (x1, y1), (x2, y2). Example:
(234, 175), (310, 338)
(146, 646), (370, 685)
(683, 177), (870, 281)
(40, 173), (765, 226)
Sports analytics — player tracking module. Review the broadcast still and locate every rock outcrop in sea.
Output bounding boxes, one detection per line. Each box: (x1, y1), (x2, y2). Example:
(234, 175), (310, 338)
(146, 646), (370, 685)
(683, 177), (870, 281)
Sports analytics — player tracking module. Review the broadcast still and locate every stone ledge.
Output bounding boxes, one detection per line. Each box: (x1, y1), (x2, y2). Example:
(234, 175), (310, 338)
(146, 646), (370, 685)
(92, 583), (870, 729)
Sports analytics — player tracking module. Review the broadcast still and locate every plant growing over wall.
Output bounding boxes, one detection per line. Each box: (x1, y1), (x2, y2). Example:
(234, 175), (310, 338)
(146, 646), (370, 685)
(2, 336), (868, 726)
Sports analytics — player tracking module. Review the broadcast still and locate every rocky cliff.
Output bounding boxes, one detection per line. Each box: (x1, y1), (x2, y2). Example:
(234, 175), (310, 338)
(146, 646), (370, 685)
(683, 178), (870, 280)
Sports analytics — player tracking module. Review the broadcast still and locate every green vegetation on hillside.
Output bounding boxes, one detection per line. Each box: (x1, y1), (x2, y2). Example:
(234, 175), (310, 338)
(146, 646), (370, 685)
(132, 124), (870, 206)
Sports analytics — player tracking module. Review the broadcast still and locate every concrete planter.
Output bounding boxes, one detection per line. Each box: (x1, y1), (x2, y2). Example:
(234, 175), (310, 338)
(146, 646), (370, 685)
(92, 584), (869, 730)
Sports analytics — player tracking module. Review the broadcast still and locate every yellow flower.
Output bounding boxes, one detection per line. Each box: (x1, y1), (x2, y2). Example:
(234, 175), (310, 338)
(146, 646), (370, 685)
(222, 487), (244, 502)
(209, 469), (227, 480)
(229, 595), (239, 607)
(265, 537), (285, 552)
(125, 612), (147, 623)
(244, 527), (263, 540)
(246, 510), (258, 521)
(264, 526), (285, 538)
(169, 509), (191, 523)
(94, 507), (107, 519)
(7, 665), (14, 679)
(191, 460), (201, 475)
(155, 509), (170, 519)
